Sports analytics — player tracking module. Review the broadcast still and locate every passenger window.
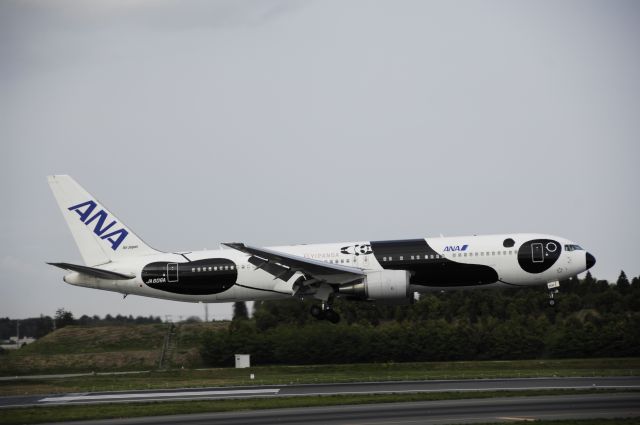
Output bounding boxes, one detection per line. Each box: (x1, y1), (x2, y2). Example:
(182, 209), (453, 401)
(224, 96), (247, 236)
(191, 268), (195, 272)
(399, 256), (404, 261)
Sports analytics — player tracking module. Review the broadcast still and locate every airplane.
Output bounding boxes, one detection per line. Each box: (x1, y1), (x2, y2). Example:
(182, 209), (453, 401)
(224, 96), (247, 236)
(47, 175), (596, 323)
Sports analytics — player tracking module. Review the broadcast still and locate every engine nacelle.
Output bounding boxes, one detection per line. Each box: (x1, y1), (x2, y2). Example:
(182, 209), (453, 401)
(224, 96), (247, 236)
(339, 270), (412, 303)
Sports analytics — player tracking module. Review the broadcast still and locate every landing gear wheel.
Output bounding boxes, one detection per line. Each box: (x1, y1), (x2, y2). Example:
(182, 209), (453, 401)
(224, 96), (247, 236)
(310, 305), (325, 320)
(325, 309), (341, 324)
(549, 299), (555, 306)
(310, 304), (340, 323)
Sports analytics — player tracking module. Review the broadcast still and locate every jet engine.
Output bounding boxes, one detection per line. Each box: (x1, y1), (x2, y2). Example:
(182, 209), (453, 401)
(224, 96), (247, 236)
(338, 270), (413, 304)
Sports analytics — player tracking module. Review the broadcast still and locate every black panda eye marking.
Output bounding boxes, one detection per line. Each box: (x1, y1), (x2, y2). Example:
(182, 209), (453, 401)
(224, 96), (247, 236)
(518, 239), (561, 273)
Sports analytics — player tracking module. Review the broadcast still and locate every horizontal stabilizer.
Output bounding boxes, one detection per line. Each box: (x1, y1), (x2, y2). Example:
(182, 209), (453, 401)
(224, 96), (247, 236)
(47, 262), (136, 280)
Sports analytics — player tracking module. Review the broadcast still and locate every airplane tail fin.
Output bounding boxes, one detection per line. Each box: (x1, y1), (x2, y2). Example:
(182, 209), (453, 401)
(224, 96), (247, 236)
(47, 175), (161, 266)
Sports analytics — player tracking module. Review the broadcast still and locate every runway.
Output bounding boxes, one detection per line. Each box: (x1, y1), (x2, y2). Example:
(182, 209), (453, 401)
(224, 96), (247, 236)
(38, 393), (640, 425)
(0, 376), (638, 408)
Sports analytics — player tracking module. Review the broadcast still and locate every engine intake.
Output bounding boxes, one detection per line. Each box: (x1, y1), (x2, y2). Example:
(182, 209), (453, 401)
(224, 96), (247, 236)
(339, 270), (412, 303)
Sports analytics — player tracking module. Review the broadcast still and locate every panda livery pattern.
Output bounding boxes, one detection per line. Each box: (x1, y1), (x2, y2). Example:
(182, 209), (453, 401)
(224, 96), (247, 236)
(370, 239), (499, 287)
(141, 258), (237, 295)
(517, 239), (562, 273)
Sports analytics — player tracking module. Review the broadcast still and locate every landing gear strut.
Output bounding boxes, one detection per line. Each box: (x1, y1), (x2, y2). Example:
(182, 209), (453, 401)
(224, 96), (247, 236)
(547, 281), (560, 306)
(310, 303), (340, 324)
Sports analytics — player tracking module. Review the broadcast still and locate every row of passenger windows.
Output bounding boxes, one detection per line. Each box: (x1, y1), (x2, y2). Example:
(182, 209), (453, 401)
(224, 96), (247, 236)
(381, 250), (517, 261)
(382, 254), (441, 261)
(325, 259), (351, 264)
(192, 265), (235, 272)
(451, 250), (516, 257)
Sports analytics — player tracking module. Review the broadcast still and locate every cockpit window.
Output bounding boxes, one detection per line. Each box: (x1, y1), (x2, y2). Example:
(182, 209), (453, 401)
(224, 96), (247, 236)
(564, 244), (584, 251)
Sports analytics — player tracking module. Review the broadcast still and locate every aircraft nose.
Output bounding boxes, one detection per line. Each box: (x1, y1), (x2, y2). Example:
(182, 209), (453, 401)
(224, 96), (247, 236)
(586, 252), (596, 269)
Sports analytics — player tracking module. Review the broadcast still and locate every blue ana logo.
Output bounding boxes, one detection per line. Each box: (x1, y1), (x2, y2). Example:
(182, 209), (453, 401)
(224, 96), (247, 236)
(443, 244), (468, 252)
(68, 200), (128, 251)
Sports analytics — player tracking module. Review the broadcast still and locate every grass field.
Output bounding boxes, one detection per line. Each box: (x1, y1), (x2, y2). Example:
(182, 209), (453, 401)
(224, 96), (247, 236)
(0, 322), (227, 375)
(0, 389), (636, 425)
(0, 357), (638, 396)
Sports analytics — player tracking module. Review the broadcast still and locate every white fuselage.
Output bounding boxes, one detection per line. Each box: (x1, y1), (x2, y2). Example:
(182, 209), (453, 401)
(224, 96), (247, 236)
(62, 233), (592, 303)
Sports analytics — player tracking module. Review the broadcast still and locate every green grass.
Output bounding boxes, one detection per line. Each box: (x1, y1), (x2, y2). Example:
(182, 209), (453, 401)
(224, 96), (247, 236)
(1, 357), (638, 396)
(0, 322), (228, 375)
(16, 324), (166, 355)
(0, 389), (636, 425)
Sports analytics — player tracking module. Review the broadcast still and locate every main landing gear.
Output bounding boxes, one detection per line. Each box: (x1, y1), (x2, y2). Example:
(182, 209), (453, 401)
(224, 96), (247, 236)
(310, 303), (340, 324)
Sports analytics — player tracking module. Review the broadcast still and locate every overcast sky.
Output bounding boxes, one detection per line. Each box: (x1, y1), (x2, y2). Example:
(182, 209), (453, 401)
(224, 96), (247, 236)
(1, 0), (638, 320)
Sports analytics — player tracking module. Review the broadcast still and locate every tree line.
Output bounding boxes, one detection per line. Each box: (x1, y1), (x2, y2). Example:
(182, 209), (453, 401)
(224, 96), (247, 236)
(0, 310), (162, 340)
(201, 271), (640, 366)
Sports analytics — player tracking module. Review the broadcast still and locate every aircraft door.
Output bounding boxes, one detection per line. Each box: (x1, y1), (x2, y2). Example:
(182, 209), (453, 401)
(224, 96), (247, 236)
(531, 243), (544, 263)
(167, 263), (179, 282)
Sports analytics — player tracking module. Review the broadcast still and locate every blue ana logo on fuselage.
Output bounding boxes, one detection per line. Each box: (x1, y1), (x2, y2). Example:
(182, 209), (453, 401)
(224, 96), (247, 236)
(443, 244), (468, 252)
(68, 200), (128, 251)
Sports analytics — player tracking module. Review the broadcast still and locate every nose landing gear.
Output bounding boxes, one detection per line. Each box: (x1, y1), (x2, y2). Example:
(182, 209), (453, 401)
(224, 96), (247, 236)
(310, 303), (340, 323)
(547, 281), (560, 306)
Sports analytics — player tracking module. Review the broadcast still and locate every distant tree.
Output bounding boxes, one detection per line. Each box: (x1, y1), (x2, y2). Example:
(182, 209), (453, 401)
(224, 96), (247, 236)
(233, 302), (249, 321)
(583, 271), (595, 286)
(54, 308), (74, 329)
(33, 315), (54, 337)
(616, 270), (631, 294)
(185, 316), (202, 323)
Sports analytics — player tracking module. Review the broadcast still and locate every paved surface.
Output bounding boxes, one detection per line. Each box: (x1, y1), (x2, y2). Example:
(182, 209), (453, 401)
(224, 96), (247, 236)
(41, 393), (640, 425)
(1, 376), (638, 408)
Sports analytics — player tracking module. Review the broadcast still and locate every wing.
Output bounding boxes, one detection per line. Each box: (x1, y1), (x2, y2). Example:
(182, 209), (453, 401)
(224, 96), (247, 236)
(223, 243), (364, 286)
